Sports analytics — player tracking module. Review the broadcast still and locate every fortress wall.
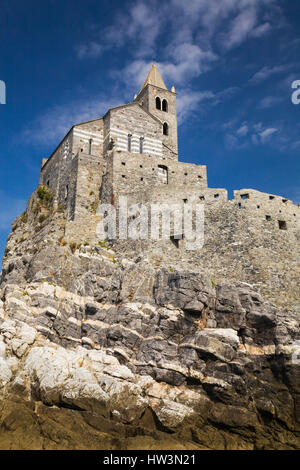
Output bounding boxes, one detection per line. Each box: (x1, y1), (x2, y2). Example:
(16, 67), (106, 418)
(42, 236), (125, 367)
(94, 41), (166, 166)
(110, 151), (207, 197)
(108, 196), (300, 309)
(233, 189), (300, 231)
(73, 119), (104, 157)
(72, 153), (104, 220)
(39, 131), (73, 207)
(64, 153), (105, 244)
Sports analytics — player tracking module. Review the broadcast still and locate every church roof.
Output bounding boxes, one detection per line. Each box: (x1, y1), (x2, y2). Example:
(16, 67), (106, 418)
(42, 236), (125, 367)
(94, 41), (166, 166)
(139, 64), (167, 93)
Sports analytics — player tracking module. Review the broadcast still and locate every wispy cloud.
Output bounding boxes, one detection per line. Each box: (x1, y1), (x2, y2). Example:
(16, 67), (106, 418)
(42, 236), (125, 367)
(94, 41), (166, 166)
(177, 89), (214, 124)
(75, 41), (105, 59)
(21, 95), (124, 147)
(249, 64), (295, 84)
(259, 127), (278, 143)
(259, 95), (283, 108)
(236, 123), (249, 136)
(224, 120), (280, 149)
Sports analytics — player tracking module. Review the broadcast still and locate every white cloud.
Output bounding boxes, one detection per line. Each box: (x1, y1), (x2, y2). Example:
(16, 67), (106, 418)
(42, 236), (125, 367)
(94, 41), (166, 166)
(75, 42), (105, 59)
(105, 2), (161, 57)
(259, 127), (278, 142)
(177, 89), (214, 124)
(222, 6), (258, 49)
(249, 64), (293, 84)
(236, 123), (248, 136)
(225, 121), (280, 148)
(250, 22), (271, 38)
(259, 95), (283, 108)
(22, 95), (124, 147)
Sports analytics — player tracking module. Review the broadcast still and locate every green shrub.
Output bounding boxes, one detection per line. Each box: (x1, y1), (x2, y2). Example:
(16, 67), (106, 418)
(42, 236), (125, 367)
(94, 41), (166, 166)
(37, 185), (53, 204)
(57, 204), (65, 213)
(98, 240), (108, 249)
(69, 242), (77, 253)
(20, 212), (28, 223)
(39, 214), (47, 223)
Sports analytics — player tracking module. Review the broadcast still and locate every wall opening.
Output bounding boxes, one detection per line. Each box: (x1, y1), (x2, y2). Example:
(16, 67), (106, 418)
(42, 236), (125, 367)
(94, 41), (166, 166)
(269, 196), (275, 200)
(170, 235), (183, 248)
(162, 99), (168, 112)
(241, 194), (249, 199)
(158, 165), (168, 184)
(89, 139), (93, 155)
(156, 97), (161, 110)
(266, 215), (271, 221)
(163, 122), (169, 136)
(128, 134), (132, 152)
(65, 185), (69, 201)
(278, 220), (287, 230)
(140, 136), (144, 154)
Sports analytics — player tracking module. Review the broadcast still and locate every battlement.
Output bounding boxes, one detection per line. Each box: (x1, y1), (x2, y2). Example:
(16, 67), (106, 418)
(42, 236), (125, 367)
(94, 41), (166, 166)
(233, 188), (300, 231)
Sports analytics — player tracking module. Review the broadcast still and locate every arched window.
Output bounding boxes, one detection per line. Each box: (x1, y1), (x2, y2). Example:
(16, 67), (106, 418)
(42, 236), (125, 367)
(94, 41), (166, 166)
(162, 99), (168, 112)
(163, 122), (169, 136)
(156, 97), (161, 110)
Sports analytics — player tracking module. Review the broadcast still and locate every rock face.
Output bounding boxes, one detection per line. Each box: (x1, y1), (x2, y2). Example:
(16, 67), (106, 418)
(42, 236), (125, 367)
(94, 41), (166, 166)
(0, 206), (299, 450)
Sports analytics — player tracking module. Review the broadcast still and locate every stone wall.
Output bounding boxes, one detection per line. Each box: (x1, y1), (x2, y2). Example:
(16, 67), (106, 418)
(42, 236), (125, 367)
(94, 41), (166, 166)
(73, 119), (104, 157)
(105, 150), (207, 201)
(103, 103), (163, 159)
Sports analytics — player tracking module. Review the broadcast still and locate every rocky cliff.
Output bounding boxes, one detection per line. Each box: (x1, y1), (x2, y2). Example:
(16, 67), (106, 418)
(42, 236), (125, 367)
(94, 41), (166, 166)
(0, 190), (299, 450)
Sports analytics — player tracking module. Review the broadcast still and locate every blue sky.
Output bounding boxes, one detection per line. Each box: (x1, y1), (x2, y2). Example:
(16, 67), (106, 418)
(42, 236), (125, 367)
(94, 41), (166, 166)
(0, 0), (300, 264)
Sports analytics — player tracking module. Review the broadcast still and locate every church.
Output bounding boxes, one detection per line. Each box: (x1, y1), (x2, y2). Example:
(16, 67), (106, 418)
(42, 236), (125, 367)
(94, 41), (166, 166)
(38, 64), (299, 246)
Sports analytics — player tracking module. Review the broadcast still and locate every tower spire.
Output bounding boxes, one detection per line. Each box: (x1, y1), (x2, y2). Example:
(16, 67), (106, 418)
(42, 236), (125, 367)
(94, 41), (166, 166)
(139, 64), (167, 93)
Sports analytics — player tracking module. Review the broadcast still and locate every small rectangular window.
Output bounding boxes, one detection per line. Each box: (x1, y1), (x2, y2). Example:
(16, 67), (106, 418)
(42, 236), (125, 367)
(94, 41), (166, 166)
(266, 215), (271, 221)
(140, 137), (144, 154)
(128, 134), (132, 152)
(89, 139), (92, 155)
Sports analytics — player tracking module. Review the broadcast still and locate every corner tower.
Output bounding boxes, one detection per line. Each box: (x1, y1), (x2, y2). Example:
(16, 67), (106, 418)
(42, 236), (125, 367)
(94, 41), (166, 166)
(135, 64), (178, 161)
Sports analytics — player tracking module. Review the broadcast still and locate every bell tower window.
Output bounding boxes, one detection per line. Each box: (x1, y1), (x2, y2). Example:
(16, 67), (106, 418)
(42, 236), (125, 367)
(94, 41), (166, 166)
(156, 97), (161, 110)
(162, 99), (168, 112)
(163, 122), (169, 136)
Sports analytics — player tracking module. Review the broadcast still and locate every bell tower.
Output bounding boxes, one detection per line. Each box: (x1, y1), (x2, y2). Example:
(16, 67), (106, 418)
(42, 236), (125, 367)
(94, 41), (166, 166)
(135, 64), (178, 161)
